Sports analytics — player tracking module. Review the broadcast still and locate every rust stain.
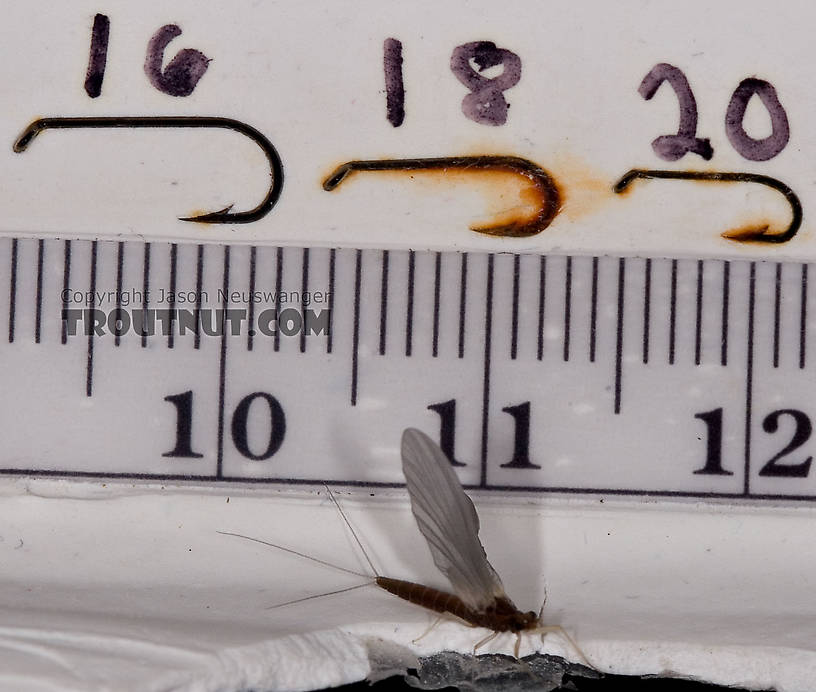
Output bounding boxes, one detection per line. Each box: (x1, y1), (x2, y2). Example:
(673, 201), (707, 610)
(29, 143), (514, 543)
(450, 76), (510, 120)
(183, 208), (212, 225)
(424, 166), (561, 237)
(405, 151), (609, 223)
(721, 223), (772, 243)
(546, 154), (611, 220)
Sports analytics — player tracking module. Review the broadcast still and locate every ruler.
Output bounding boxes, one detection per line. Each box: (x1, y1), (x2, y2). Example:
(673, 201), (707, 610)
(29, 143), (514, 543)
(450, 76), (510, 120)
(1, 5), (816, 499)
(1, 236), (813, 502)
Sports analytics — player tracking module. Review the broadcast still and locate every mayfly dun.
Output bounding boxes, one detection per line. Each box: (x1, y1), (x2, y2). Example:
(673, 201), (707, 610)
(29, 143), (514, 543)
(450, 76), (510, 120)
(220, 427), (588, 662)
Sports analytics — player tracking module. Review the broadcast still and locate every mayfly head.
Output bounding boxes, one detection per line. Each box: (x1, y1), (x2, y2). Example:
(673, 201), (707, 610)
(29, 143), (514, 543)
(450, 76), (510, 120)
(485, 595), (539, 633)
(518, 610), (540, 632)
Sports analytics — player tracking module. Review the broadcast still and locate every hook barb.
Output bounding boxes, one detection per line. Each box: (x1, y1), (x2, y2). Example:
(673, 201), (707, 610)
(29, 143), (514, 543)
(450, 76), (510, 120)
(613, 168), (802, 244)
(323, 155), (561, 238)
(13, 116), (283, 224)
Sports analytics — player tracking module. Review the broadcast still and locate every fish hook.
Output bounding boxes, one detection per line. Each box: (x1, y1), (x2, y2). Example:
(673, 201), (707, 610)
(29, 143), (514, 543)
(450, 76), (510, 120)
(13, 116), (283, 224)
(323, 155), (561, 237)
(613, 169), (802, 243)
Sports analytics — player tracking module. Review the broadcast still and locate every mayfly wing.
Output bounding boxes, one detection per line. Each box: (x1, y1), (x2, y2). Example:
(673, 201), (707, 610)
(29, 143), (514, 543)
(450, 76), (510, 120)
(401, 427), (508, 611)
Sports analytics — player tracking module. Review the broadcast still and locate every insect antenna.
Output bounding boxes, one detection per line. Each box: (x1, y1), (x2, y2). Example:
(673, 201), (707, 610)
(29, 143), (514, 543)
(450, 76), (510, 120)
(216, 530), (369, 579)
(322, 483), (380, 577)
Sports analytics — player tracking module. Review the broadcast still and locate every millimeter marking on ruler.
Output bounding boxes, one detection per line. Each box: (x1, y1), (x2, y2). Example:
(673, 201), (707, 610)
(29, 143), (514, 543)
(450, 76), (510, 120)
(34, 239), (44, 344)
(8, 238), (17, 344)
(4, 243), (809, 393)
(459, 253), (468, 359)
(642, 257), (651, 364)
(141, 243), (150, 348)
(801, 265), (808, 369)
(351, 248), (362, 405)
(114, 242), (124, 348)
(721, 262), (730, 366)
(480, 253), (494, 488)
(216, 245), (230, 479)
(379, 250), (389, 356)
(61, 240), (71, 345)
(614, 257), (625, 414)
(744, 262), (755, 497)
(86, 241), (97, 396)
(1, 237), (815, 502)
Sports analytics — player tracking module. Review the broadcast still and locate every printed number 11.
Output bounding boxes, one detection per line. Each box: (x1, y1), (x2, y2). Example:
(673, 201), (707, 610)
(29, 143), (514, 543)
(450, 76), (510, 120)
(428, 399), (540, 469)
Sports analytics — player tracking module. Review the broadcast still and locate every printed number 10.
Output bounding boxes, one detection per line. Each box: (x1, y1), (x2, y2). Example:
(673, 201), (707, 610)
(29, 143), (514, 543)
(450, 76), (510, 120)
(163, 390), (286, 461)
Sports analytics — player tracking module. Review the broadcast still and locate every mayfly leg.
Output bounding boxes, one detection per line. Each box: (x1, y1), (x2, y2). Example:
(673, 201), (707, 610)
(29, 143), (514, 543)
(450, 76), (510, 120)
(412, 615), (445, 644)
(412, 610), (480, 645)
(534, 625), (595, 669)
(473, 630), (501, 654)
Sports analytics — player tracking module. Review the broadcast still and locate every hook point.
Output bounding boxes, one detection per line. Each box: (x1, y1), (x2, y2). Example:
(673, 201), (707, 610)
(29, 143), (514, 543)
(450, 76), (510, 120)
(179, 204), (236, 223)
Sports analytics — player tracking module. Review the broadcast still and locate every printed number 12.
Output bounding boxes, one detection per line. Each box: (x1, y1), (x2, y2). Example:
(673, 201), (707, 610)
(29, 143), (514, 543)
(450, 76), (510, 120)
(695, 407), (813, 477)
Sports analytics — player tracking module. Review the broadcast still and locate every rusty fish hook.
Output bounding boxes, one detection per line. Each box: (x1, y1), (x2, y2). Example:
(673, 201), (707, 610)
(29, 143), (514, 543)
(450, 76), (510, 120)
(13, 116), (283, 224)
(613, 169), (802, 243)
(323, 155), (561, 238)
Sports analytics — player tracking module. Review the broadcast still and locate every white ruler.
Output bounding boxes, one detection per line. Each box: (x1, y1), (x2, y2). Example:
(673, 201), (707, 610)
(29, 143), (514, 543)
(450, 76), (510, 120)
(1, 237), (813, 501)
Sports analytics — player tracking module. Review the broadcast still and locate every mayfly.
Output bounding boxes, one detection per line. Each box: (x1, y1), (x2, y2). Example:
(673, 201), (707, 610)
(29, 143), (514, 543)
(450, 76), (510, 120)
(220, 427), (587, 662)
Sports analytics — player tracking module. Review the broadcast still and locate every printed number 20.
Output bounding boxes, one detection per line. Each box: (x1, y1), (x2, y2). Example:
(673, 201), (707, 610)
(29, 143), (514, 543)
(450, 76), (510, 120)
(640, 63), (790, 162)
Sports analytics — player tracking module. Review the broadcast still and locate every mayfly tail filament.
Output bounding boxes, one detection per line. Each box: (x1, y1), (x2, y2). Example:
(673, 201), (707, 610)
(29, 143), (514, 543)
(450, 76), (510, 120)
(266, 582), (374, 610)
(215, 530), (370, 579)
(322, 483), (380, 577)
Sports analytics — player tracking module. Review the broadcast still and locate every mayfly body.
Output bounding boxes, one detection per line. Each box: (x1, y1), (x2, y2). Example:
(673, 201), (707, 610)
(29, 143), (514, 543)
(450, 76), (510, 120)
(220, 427), (588, 662)
(390, 428), (585, 660)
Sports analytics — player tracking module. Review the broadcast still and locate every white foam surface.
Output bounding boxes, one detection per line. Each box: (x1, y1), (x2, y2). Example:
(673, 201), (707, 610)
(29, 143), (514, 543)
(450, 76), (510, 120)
(2, 479), (816, 691)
